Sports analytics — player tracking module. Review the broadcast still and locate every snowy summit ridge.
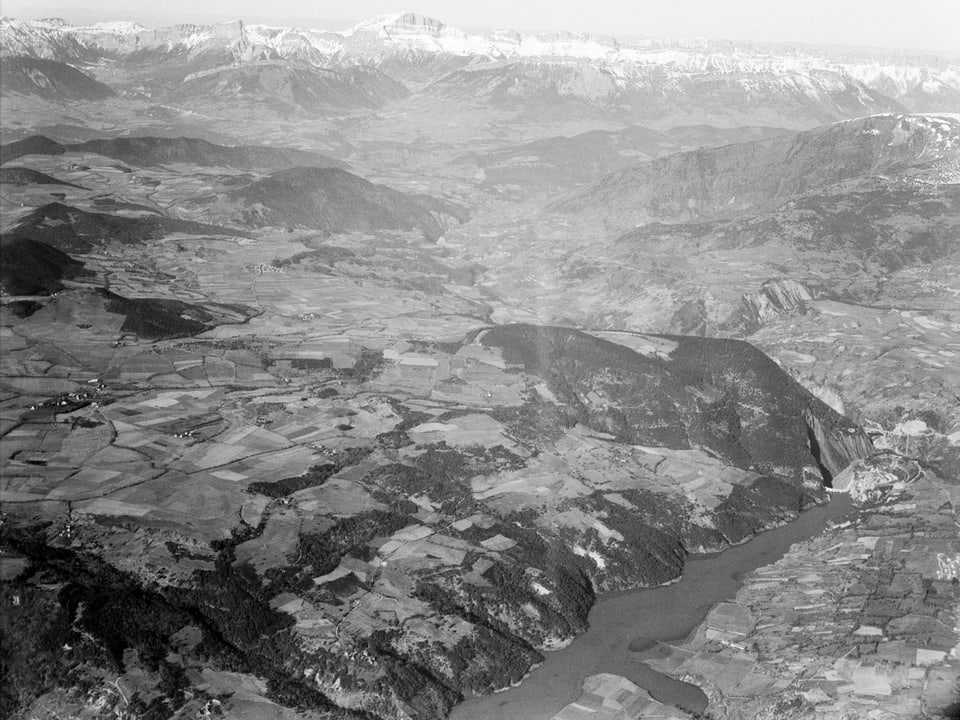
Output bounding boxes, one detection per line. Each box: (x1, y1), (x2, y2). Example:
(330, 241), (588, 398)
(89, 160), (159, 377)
(1, 12), (958, 110)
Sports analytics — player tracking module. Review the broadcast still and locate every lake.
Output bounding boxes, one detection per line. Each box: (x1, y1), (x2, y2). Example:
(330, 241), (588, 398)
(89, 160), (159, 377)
(451, 493), (855, 720)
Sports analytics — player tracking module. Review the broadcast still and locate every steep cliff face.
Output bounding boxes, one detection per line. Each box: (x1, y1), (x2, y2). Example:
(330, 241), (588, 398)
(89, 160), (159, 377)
(803, 409), (875, 485)
(75, 20), (253, 59)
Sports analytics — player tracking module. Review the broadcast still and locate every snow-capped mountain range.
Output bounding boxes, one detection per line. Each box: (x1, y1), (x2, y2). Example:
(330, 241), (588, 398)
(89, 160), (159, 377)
(1, 12), (958, 113)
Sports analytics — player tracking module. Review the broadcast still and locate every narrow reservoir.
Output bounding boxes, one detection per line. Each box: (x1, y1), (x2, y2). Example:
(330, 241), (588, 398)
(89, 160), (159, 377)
(451, 493), (855, 720)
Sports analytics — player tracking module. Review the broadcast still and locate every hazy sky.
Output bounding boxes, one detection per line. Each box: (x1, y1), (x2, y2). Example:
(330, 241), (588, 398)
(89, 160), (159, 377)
(4, 0), (959, 53)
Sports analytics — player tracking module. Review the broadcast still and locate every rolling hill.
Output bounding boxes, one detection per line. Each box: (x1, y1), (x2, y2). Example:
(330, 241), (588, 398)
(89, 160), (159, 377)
(0, 166), (85, 188)
(0, 134), (346, 171)
(481, 324), (871, 482)
(0, 237), (91, 295)
(2, 202), (248, 252)
(214, 166), (468, 240)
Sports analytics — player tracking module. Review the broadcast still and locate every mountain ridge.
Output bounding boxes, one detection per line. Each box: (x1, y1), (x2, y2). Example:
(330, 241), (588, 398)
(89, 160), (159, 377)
(2, 14), (957, 113)
(553, 113), (960, 227)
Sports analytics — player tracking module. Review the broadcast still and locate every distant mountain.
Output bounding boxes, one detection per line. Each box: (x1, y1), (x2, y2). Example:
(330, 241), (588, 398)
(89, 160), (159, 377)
(0, 134), (346, 171)
(553, 114), (960, 228)
(899, 73), (960, 112)
(0, 55), (114, 99)
(664, 124), (791, 148)
(0, 237), (90, 295)
(842, 60), (960, 111)
(420, 59), (905, 128)
(164, 63), (409, 112)
(0, 18), (253, 64)
(0, 14), (623, 66)
(0, 18), (99, 61)
(453, 127), (665, 188)
(2, 15), (956, 122)
(454, 125), (788, 189)
(2, 202), (247, 252)
(0, 18), (408, 110)
(213, 166), (468, 240)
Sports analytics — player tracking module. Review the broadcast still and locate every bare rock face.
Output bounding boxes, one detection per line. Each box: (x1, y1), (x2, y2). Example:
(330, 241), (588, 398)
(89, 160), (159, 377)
(738, 278), (814, 332)
(111, 20), (250, 57)
(805, 383), (847, 416)
(802, 409), (875, 484)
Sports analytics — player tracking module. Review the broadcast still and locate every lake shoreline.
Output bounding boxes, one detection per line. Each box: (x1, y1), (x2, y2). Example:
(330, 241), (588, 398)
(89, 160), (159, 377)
(451, 492), (856, 720)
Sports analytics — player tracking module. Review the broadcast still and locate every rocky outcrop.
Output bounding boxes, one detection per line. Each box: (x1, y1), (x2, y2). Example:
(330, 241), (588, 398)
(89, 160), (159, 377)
(77, 20), (254, 59)
(805, 384), (846, 415)
(738, 278), (813, 333)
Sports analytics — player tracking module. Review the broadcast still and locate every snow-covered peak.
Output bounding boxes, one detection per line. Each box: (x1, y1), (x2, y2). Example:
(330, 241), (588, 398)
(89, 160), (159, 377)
(517, 33), (620, 60)
(0, 16), (90, 59)
(246, 23), (341, 60)
(337, 12), (507, 58)
(345, 12), (406, 35)
(347, 12), (446, 36)
(72, 21), (146, 34)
